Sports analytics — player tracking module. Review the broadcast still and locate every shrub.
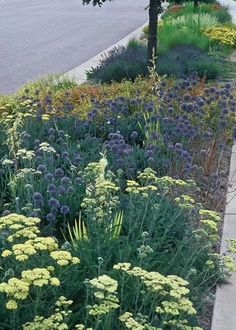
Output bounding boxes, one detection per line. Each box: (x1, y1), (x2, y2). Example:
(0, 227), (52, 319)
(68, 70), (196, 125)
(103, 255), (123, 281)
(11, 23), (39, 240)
(86, 42), (148, 83)
(157, 45), (223, 79)
(203, 25), (236, 47)
(212, 6), (232, 23)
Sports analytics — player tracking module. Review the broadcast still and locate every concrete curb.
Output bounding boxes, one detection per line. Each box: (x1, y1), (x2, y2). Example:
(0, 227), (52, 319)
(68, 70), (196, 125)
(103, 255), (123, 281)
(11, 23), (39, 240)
(63, 20), (148, 85)
(211, 141), (236, 330)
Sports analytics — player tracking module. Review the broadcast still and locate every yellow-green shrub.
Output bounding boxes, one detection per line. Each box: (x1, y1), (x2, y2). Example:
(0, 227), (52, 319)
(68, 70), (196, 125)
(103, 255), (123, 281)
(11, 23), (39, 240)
(202, 25), (236, 46)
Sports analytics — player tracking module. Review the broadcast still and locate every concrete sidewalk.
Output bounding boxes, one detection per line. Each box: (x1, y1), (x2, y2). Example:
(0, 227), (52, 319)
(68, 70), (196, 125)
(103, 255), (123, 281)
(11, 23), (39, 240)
(211, 142), (236, 330)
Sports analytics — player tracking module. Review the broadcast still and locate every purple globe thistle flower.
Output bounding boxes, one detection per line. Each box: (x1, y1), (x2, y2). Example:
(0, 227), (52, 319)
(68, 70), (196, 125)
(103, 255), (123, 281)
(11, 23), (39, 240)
(47, 184), (57, 191)
(46, 213), (56, 222)
(146, 150), (154, 158)
(48, 198), (60, 208)
(61, 176), (70, 186)
(61, 151), (69, 159)
(183, 94), (191, 102)
(130, 131), (138, 139)
(175, 143), (183, 150)
(197, 98), (205, 107)
(49, 135), (55, 142)
(74, 177), (82, 184)
(37, 164), (47, 173)
(150, 131), (159, 140)
(48, 128), (55, 135)
(58, 130), (65, 138)
(34, 139), (40, 145)
(57, 185), (66, 195)
(60, 205), (70, 215)
(221, 108), (228, 115)
(180, 103), (188, 111)
(209, 86), (217, 94)
(181, 150), (189, 159)
(67, 186), (75, 194)
(33, 199), (43, 209)
(45, 172), (54, 181)
(74, 153), (82, 162)
(168, 144), (174, 152)
(224, 82), (232, 89)
(183, 163), (192, 173)
(33, 192), (43, 201)
(168, 107), (174, 114)
(54, 168), (64, 177)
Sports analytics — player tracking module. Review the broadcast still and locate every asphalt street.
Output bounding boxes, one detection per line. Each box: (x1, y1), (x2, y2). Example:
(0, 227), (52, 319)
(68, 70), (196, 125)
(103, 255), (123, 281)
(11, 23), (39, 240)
(0, 0), (148, 93)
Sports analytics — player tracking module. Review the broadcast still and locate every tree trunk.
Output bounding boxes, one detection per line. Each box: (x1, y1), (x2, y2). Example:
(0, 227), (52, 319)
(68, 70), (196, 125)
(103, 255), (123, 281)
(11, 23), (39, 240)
(147, 0), (159, 68)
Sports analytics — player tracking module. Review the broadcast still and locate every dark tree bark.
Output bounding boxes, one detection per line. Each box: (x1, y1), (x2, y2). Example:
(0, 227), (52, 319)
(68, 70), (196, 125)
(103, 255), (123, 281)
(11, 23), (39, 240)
(147, 0), (159, 67)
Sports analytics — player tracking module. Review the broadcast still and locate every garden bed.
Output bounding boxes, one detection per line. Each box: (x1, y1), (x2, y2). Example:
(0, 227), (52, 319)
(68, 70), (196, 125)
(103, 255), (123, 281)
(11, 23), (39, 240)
(0, 72), (235, 329)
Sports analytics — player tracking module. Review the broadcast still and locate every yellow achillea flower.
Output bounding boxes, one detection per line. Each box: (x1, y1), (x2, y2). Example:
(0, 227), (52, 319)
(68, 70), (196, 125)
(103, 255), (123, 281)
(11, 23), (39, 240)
(23, 296), (73, 330)
(6, 300), (18, 310)
(21, 268), (52, 287)
(1, 249), (12, 257)
(50, 251), (80, 266)
(119, 312), (145, 330)
(0, 214), (40, 243)
(203, 25), (236, 46)
(0, 277), (30, 301)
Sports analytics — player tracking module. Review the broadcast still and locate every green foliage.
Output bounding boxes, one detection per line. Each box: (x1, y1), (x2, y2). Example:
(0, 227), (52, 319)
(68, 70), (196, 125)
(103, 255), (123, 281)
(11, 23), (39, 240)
(86, 44), (148, 83)
(0, 73), (235, 328)
(212, 6), (232, 23)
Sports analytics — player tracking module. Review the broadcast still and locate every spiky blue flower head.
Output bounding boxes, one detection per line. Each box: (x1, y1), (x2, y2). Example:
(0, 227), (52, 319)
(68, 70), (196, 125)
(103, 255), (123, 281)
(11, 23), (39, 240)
(54, 168), (64, 177)
(60, 205), (70, 215)
(46, 213), (56, 222)
(48, 198), (60, 208)
(37, 164), (47, 173)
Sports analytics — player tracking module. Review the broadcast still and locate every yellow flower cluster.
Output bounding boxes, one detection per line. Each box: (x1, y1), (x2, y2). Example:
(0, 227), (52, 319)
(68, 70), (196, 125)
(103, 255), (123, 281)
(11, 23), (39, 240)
(21, 268), (60, 287)
(50, 251), (80, 266)
(23, 296), (73, 330)
(126, 169), (197, 200)
(0, 214), (80, 311)
(227, 238), (236, 253)
(126, 179), (158, 197)
(0, 278), (30, 309)
(2, 236), (58, 261)
(203, 25), (236, 46)
(75, 325), (93, 330)
(0, 268), (61, 310)
(199, 208), (221, 242)
(113, 263), (197, 325)
(0, 213), (40, 243)
(119, 312), (146, 330)
(87, 275), (119, 316)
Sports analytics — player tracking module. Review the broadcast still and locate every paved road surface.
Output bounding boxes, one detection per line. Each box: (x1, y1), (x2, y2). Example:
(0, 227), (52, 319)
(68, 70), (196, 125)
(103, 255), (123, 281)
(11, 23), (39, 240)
(0, 0), (148, 94)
